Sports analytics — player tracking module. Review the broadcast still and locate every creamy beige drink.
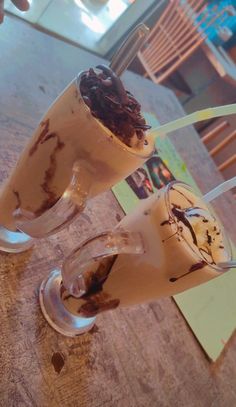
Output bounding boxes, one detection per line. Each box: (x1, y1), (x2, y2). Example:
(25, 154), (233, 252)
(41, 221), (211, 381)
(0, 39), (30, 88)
(0, 66), (154, 232)
(61, 182), (230, 317)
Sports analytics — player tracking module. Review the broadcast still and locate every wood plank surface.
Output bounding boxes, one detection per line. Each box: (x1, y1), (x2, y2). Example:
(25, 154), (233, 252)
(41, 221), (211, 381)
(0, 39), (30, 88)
(0, 17), (236, 407)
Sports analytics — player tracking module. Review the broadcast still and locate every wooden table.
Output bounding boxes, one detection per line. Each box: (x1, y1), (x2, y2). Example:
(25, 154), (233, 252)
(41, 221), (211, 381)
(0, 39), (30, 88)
(0, 17), (236, 407)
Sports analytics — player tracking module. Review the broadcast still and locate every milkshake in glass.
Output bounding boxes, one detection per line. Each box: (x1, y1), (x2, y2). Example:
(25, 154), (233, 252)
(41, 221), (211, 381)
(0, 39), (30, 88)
(0, 66), (154, 250)
(39, 181), (233, 335)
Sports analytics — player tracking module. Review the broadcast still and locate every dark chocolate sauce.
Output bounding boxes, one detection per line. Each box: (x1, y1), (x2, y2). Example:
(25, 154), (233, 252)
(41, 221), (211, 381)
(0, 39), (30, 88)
(79, 298), (120, 317)
(162, 187), (221, 283)
(51, 352), (65, 374)
(81, 255), (117, 298)
(62, 255), (120, 317)
(29, 119), (50, 156)
(172, 207), (197, 246)
(35, 133), (64, 216)
(169, 260), (206, 282)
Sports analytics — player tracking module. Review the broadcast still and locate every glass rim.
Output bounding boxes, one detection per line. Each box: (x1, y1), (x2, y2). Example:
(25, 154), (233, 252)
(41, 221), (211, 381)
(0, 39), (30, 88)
(164, 180), (233, 273)
(76, 72), (155, 160)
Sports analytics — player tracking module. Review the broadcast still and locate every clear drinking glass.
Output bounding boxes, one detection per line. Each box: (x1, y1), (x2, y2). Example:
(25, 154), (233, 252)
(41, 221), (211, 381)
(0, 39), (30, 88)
(0, 73), (154, 252)
(39, 181), (235, 336)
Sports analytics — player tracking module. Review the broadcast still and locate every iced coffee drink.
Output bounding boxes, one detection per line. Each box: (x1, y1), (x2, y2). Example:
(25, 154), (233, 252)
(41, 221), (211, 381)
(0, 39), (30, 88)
(61, 182), (231, 317)
(0, 65), (154, 233)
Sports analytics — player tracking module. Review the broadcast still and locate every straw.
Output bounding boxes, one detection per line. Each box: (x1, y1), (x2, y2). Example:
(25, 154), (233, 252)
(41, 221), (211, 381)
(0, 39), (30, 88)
(110, 23), (150, 77)
(203, 177), (236, 270)
(218, 261), (236, 270)
(149, 103), (236, 139)
(203, 176), (236, 202)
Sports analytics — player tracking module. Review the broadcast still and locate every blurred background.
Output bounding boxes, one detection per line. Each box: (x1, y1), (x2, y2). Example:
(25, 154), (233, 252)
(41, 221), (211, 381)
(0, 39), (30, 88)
(4, 0), (236, 186)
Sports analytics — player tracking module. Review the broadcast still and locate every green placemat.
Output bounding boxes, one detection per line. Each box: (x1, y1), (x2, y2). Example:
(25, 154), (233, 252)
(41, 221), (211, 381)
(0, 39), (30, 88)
(112, 112), (200, 214)
(112, 112), (235, 361)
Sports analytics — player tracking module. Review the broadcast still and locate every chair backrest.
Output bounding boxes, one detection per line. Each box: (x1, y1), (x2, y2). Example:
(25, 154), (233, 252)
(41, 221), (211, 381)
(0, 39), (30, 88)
(201, 116), (236, 197)
(138, 0), (223, 83)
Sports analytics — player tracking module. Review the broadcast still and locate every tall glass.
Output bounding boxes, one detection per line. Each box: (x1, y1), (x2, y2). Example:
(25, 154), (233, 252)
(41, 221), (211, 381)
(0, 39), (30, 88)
(0, 73), (154, 252)
(39, 181), (235, 336)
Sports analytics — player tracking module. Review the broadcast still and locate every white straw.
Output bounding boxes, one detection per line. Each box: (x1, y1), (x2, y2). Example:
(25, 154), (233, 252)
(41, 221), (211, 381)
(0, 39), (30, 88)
(149, 103), (236, 138)
(218, 261), (236, 270)
(203, 177), (236, 202)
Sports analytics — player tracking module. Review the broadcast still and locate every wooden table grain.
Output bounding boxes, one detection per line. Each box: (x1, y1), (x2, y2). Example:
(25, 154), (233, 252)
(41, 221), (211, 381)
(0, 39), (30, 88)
(0, 17), (236, 407)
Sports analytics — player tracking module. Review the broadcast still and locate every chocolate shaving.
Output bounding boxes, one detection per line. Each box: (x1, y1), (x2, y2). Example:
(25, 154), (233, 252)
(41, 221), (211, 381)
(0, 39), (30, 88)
(206, 230), (212, 245)
(80, 66), (151, 147)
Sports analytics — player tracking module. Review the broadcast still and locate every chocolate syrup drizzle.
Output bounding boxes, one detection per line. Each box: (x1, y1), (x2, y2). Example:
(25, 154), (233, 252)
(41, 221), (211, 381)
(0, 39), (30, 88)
(82, 254), (117, 298)
(62, 254), (120, 318)
(169, 261), (206, 282)
(160, 187), (223, 282)
(78, 254), (120, 317)
(172, 206), (197, 246)
(80, 65), (151, 147)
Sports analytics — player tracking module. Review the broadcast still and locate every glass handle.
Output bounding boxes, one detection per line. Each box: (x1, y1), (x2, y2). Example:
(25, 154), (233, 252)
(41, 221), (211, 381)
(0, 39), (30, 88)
(13, 161), (91, 238)
(62, 229), (145, 298)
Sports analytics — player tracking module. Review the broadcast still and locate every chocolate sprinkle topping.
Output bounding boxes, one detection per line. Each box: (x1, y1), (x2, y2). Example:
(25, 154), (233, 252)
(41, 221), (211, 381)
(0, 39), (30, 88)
(206, 230), (212, 245)
(80, 66), (151, 147)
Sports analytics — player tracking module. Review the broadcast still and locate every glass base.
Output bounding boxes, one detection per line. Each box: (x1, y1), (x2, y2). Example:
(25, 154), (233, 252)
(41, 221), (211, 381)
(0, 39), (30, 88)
(39, 269), (96, 337)
(0, 225), (34, 253)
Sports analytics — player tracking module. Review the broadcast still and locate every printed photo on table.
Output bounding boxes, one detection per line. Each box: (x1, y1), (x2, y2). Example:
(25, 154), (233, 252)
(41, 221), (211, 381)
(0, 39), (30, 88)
(126, 167), (154, 199)
(146, 155), (175, 189)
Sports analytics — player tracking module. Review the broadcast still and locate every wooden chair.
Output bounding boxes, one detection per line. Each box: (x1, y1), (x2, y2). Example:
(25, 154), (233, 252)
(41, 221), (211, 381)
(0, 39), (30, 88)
(138, 0), (225, 83)
(201, 117), (236, 197)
